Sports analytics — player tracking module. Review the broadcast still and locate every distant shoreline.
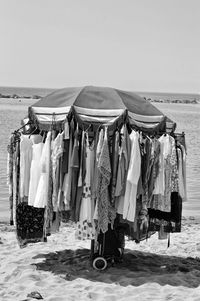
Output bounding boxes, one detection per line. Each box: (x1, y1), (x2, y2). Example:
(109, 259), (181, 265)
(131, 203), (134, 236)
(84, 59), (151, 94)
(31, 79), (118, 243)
(0, 94), (41, 100)
(0, 94), (199, 104)
(143, 97), (199, 104)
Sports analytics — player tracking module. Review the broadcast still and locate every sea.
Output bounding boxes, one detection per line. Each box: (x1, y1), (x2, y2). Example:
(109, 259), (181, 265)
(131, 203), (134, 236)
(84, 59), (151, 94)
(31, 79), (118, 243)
(0, 86), (199, 222)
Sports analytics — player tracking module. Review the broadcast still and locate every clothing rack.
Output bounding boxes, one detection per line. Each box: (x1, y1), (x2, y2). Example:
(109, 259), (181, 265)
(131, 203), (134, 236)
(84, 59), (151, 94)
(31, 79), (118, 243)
(7, 113), (187, 270)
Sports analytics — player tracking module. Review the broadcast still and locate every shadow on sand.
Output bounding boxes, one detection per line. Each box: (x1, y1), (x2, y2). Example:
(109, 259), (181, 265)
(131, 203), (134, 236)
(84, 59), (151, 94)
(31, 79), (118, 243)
(33, 248), (200, 288)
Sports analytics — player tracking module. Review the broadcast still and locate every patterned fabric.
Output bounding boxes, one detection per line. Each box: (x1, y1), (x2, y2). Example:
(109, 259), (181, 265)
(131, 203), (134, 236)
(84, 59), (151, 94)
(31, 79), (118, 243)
(140, 136), (152, 204)
(162, 154), (172, 211)
(51, 132), (64, 210)
(75, 220), (95, 240)
(148, 192), (182, 233)
(170, 136), (179, 192)
(16, 202), (45, 247)
(44, 139), (54, 237)
(70, 129), (80, 218)
(147, 138), (160, 202)
(151, 135), (178, 212)
(148, 219), (181, 233)
(115, 125), (131, 197)
(110, 130), (120, 204)
(97, 127), (116, 233)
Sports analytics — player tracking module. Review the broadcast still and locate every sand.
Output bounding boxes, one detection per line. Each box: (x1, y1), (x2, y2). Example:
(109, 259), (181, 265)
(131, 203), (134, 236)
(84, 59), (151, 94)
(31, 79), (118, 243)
(0, 98), (199, 300)
(0, 217), (200, 301)
(0, 98), (36, 111)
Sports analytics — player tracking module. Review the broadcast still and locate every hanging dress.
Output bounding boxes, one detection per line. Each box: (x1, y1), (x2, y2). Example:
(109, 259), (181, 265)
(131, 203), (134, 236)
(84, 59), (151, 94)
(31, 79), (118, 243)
(19, 135), (33, 201)
(96, 127), (116, 234)
(51, 131), (64, 211)
(34, 131), (51, 208)
(152, 134), (178, 212)
(76, 132), (95, 240)
(115, 125), (131, 214)
(28, 142), (44, 206)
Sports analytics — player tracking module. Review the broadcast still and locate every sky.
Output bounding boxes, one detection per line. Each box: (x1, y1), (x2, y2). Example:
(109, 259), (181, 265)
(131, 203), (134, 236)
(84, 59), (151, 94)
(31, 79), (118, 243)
(0, 0), (199, 93)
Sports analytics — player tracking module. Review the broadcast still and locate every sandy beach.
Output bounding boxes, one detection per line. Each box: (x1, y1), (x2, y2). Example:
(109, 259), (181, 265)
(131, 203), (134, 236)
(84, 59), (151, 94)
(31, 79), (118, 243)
(0, 216), (200, 301)
(0, 97), (199, 300)
(0, 98), (36, 110)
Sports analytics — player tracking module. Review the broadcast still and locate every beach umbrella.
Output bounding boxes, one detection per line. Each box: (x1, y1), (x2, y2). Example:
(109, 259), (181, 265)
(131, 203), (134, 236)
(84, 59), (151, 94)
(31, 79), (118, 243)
(28, 86), (175, 133)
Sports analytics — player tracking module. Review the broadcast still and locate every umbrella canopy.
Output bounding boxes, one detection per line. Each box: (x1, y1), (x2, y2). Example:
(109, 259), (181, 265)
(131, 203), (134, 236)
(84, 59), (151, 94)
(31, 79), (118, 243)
(28, 86), (176, 132)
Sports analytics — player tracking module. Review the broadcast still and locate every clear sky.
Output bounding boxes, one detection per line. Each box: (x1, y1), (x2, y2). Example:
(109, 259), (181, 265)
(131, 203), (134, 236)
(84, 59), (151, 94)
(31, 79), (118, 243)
(0, 0), (199, 93)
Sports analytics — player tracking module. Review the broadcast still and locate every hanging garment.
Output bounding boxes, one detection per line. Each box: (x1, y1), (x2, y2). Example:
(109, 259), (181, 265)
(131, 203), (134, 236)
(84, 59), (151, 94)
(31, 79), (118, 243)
(122, 130), (141, 222)
(34, 131), (51, 208)
(110, 130), (120, 204)
(115, 125), (131, 198)
(177, 144), (187, 202)
(70, 128), (80, 218)
(44, 136), (54, 236)
(93, 128), (104, 209)
(74, 130), (86, 222)
(19, 135), (33, 200)
(152, 134), (178, 212)
(147, 138), (160, 202)
(170, 136), (179, 193)
(115, 125), (131, 215)
(62, 119), (75, 209)
(96, 127), (116, 233)
(148, 192), (182, 233)
(16, 202), (45, 247)
(51, 131), (64, 210)
(28, 142), (44, 206)
(76, 132), (95, 240)
(153, 135), (165, 197)
(140, 135), (152, 205)
(62, 121), (70, 173)
(93, 128), (104, 221)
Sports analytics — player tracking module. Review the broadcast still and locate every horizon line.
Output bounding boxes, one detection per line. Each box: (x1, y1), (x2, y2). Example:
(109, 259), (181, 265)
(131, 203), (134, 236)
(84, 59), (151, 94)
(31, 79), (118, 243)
(0, 85), (199, 96)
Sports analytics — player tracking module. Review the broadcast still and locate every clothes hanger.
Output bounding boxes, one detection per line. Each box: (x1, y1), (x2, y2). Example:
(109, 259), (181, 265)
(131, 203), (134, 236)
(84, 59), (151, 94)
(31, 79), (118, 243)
(85, 124), (92, 133)
(12, 121), (30, 135)
(28, 127), (39, 138)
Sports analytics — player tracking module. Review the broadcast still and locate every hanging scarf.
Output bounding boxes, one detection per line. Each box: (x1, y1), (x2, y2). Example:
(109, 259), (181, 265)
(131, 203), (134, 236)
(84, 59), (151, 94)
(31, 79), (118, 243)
(97, 127), (116, 233)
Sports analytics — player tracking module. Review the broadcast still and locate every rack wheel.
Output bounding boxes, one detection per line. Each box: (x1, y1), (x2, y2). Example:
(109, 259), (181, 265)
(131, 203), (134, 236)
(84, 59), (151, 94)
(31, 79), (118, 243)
(92, 257), (108, 271)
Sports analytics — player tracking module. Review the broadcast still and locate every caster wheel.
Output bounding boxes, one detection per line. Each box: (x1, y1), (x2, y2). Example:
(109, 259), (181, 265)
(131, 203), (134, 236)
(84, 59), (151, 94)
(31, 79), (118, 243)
(92, 257), (108, 271)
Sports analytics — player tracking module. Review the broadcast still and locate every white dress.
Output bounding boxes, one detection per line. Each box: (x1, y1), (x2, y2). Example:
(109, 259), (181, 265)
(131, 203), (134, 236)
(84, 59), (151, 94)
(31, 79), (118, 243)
(122, 130), (141, 222)
(19, 135), (33, 199)
(28, 142), (44, 206)
(34, 132), (51, 208)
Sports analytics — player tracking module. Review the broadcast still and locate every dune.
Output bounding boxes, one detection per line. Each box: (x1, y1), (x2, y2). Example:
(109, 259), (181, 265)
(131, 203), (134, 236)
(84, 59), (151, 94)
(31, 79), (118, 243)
(0, 217), (200, 301)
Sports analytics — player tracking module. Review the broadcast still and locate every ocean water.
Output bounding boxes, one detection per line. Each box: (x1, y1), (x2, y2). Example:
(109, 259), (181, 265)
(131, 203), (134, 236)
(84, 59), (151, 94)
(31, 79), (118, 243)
(139, 91), (199, 103)
(0, 88), (199, 222)
(0, 86), (53, 98)
(0, 86), (199, 103)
